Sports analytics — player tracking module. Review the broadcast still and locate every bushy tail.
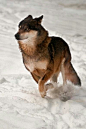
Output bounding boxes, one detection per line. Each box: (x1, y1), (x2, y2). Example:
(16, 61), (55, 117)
(64, 62), (81, 86)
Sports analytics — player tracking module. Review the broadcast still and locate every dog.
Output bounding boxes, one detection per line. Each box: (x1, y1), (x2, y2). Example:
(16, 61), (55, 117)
(15, 15), (81, 98)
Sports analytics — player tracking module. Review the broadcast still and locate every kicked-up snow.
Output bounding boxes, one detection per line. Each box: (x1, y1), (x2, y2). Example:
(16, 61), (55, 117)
(0, 0), (86, 129)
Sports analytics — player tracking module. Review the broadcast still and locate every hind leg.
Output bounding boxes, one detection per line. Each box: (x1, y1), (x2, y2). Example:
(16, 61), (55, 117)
(61, 58), (67, 85)
(45, 73), (58, 91)
(50, 74), (57, 83)
(50, 64), (60, 83)
(45, 68), (60, 91)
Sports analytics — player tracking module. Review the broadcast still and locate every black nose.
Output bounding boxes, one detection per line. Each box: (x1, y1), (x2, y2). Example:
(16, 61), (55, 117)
(15, 33), (20, 40)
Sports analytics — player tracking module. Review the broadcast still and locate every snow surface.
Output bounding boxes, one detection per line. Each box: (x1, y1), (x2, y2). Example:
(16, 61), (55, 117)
(0, 0), (86, 128)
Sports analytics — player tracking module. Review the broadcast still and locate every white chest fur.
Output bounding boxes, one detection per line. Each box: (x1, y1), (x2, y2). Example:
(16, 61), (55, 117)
(25, 59), (48, 72)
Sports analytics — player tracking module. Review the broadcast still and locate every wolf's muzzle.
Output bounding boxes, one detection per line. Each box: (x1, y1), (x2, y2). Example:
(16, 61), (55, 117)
(15, 33), (20, 40)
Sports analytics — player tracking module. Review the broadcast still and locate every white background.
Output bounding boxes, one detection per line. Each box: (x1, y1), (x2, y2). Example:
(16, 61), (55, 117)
(0, 0), (86, 128)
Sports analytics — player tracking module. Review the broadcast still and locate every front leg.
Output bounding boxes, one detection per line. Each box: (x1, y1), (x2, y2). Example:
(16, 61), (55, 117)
(31, 73), (40, 83)
(38, 69), (53, 98)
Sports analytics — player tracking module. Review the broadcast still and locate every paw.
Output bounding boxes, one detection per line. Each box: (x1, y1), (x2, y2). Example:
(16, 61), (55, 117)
(45, 83), (54, 91)
(60, 95), (71, 102)
(40, 91), (46, 98)
(59, 90), (72, 101)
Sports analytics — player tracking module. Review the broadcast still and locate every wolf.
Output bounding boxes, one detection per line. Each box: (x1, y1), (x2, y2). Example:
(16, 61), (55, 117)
(15, 15), (81, 98)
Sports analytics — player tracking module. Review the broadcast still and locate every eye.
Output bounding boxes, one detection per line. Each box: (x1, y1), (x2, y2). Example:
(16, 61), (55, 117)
(19, 25), (21, 29)
(26, 28), (30, 31)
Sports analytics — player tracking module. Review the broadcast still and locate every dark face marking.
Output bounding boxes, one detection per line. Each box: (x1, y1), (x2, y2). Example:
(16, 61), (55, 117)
(15, 15), (43, 40)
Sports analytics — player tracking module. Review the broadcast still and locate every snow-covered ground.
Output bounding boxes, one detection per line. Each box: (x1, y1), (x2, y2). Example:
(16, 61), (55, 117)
(0, 0), (86, 128)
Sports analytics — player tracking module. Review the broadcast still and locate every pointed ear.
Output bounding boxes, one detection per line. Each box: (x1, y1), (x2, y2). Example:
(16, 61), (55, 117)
(25, 15), (33, 21)
(28, 15), (33, 20)
(36, 15), (43, 24)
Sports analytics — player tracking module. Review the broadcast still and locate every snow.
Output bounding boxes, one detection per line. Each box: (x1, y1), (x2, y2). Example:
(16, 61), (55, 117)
(0, 0), (86, 128)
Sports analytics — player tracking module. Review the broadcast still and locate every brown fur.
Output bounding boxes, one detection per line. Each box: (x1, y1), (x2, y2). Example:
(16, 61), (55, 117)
(15, 15), (81, 98)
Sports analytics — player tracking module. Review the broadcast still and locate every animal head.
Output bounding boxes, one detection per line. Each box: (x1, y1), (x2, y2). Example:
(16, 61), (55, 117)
(15, 15), (44, 41)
